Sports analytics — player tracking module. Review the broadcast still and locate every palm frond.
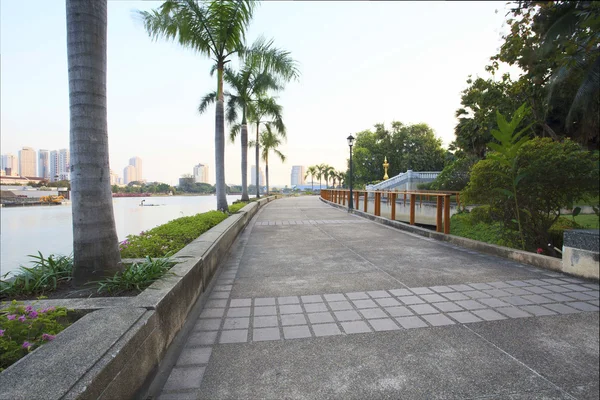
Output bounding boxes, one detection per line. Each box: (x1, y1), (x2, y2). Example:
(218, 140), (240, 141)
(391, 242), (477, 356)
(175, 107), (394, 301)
(198, 90), (217, 115)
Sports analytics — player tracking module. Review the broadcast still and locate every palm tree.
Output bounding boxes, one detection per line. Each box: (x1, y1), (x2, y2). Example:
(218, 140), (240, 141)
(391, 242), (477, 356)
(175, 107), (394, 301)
(336, 171), (346, 188)
(254, 123), (286, 195)
(139, 0), (256, 211)
(322, 164), (334, 188)
(305, 165), (317, 190)
(67, 0), (123, 285)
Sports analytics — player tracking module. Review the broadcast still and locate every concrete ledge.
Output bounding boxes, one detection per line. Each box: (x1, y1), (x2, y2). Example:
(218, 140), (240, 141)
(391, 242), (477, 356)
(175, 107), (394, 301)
(321, 197), (565, 275)
(0, 196), (278, 400)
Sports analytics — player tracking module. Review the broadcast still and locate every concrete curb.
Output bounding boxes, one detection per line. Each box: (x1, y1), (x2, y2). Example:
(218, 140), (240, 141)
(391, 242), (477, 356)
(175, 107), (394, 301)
(0, 196), (277, 400)
(320, 197), (565, 274)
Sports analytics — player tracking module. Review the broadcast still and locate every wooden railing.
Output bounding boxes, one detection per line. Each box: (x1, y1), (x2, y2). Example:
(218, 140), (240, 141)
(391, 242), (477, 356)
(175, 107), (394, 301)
(320, 189), (460, 234)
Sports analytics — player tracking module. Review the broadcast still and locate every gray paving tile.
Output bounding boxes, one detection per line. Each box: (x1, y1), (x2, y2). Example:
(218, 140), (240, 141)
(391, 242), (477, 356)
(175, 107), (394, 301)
(441, 292), (470, 301)
(432, 302), (464, 312)
(389, 289), (412, 297)
(568, 302), (600, 312)
(176, 347), (212, 366)
(334, 310), (362, 321)
(564, 292), (597, 301)
(467, 283), (494, 290)
(162, 366), (205, 391)
(187, 330), (218, 346)
(254, 306), (277, 316)
(301, 295), (323, 303)
(503, 287), (533, 296)
(229, 298), (251, 307)
(472, 309), (507, 321)
(543, 293), (578, 302)
(422, 314), (455, 326)
(281, 313), (308, 326)
(341, 320), (372, 334)
(194, 318), (222, 331)
(447, 311), (483, 324)
(226, 307), (251, 318)
(520, 294), (555, 304)
(540, 279), (566, 285)
(328, 300), (353, 311)
(304, 302), (328, 313)
(589, 300), (600, 306)
(478, 297), (511, 308)
(502, 296), (533, 306)
(368, 290), (391, 298)
(346, 291), (369, 300)
(583, 290), (600, 298)
(545, 285), (570, 293)
(496, 307), (533, 318)
(368, 318), (400, 331)
(481, 289), (512, 297)
(214, 285), (232, 291)
(430, 285), (454, 293)
(506, 280), (529, 287)
(455, 300), (487, 310)
(384, 306), (414, 317)
(487, 281), (513, 289)
(522, 286), (552, 294)
(560, 278), (586, 284)
(420, 294), (447, 303)
(374, 297), (402, 307)
(462, 290), (491, 299)
(409, 287), (434, 295)
(582, 284), (600, 290)
(223, 317), (250, 330)
(519, 305), (557, 316)
(307, 312), (335, 324)
(409, 304), (439, 315)
(396, 316), (428, 329)
(279, 304), (303, 314)
(200, 308), (226, 319)
(352, 299), (378, 309)
(253, 327), (281, 342)
(278, 296), (300, 305)
(217, 279), (234, 284)
(312, 323), (342, 337)
(323, 293), (346, 302)
(253, 315), (279, 328)
(206, 300), (228, 308)
(219, 329), (248, 344)
(398, 296), (426, 305)
(562, 284), (588, 292)
(254, 297), (276, 306)
(448, 284), (473, 291)
(283, 325), (312, 339)
(359, 308), (388, 319)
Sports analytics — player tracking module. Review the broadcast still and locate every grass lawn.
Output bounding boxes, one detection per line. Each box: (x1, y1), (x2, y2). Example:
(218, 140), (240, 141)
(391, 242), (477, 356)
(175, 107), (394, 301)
(571, 213), (600, 229)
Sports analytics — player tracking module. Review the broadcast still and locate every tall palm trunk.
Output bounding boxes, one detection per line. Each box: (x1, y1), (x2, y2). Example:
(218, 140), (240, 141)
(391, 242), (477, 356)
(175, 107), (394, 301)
(265, 153), (269, 195)
(255, 121), (260, 198)
(67, 0), (122, 286)
(215, 65), (228, 211)
(240, 117), (249, 201)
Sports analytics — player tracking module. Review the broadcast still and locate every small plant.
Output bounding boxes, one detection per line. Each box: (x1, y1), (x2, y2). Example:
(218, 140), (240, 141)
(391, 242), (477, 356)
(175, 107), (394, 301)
(0, 300), (71, 372)
(0, 253), (73, 298)
(95, 256), (175, 294)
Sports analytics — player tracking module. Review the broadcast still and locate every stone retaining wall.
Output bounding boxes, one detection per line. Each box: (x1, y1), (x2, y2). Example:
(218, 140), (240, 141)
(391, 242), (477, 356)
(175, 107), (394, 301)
(0, 197), (277, 400)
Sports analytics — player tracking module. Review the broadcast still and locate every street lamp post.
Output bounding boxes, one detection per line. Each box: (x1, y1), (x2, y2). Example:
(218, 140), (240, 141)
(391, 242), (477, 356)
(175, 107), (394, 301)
(347, 135), (355, 211)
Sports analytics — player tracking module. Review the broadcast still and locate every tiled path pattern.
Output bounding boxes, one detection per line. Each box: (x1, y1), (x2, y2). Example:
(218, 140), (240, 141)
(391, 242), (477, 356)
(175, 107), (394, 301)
(159, 225), (599, 399)
(254, 219), (368, 226)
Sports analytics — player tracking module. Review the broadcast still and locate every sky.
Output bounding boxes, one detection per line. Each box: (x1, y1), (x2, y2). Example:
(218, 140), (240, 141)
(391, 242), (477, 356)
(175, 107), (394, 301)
(1, 1), (516, 187)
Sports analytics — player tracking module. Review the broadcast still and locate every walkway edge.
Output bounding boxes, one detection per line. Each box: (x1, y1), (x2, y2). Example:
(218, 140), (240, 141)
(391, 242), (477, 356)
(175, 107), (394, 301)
(320, 197), (569, 277)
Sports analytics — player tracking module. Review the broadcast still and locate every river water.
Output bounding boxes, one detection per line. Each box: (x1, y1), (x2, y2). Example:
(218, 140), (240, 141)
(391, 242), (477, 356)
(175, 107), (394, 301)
(0, 195), (245, 277)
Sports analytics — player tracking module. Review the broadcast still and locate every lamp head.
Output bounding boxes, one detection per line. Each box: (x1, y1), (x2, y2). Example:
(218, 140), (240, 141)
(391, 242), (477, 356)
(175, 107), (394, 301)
(347, 135), (355, 147)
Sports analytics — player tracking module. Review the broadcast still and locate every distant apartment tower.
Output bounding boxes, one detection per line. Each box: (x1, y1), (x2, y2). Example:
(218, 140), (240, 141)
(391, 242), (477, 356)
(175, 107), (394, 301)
(110, 170), (121, 185)
(1, 153), (19, 176)
(251, 165), (265, 187)
(123, 165), (136, 185)
(18, 147), (36, 177)
(193, 163), (209, 184)
(129, 156), (143, 182)
(38, 150), (50, 179)
(290, 165), (305, 186)
(50, 149), (70, 181)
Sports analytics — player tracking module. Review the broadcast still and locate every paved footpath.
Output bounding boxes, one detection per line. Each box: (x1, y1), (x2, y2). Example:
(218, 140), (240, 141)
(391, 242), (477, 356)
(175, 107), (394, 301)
(155, 196), (599, 400)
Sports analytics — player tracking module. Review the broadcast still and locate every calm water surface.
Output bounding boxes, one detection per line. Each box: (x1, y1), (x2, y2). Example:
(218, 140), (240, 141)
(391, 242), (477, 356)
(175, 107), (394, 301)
(1, 195), (245, 277)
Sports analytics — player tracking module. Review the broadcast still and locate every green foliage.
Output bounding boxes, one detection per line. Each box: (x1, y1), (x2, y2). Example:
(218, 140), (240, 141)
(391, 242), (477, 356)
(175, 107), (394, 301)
(0, 253), (73, 298)
(430, 155), (479, 191)
(96, 257), (175, 294)
(229, 201), (250, 213)
(119, 211), (229, 258)
(0, 301), (71, 372)
(450, 211), (521, 249)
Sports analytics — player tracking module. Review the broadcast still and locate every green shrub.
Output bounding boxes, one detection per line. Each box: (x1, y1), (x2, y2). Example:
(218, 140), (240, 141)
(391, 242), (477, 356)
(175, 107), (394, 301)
(96, 256), (175, 294)
(469, 205), (494, 225)
(120, 210), (229, 258)
(450, 212), (521, 249)
(430, 155), (479, 191)
(1, 253), (73, 298)
(0, 301), (71, 372)
(229, 201), (249, 213)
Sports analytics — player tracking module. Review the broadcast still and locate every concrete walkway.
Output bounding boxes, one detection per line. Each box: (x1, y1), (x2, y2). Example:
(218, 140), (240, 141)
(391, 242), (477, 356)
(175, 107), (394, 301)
(154, 196), (599, 400)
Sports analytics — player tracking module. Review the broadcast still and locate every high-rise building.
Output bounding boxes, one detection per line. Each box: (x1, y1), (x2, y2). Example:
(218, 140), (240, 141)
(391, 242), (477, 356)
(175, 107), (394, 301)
(290, 165), (305, 186)
(38, 150), (50, 179)
(251, 165), (265, 187)
(1, 153), (19, 176)
(49, 149), (70, 181)
(18, 147), (36, 177)
(129, 157), (142, 182)
(193, 163), (210, 184)
(110, 170), (121, 185)
(123, 165), (137, 185)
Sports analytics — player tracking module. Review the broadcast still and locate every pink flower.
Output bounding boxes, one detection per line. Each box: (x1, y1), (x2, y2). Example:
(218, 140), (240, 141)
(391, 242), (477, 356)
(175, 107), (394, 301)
(28, 311), (39, 319)
(46, 307), (55, 312)
(18, 315), (26, 322)
(41, 333), (56, 341)
(536, 248), (543, 254)
(25, 305), (33, 313)
(22, 341), (32, 349)
(6, 314), (16, 320)
(0, 329), (4, 337)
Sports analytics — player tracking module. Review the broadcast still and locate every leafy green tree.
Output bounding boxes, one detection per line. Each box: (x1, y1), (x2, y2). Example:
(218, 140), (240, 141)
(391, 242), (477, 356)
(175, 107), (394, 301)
(429, 155), (479, 191)
(67, 0), (122, 285)
(139, 0), (256, 211)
